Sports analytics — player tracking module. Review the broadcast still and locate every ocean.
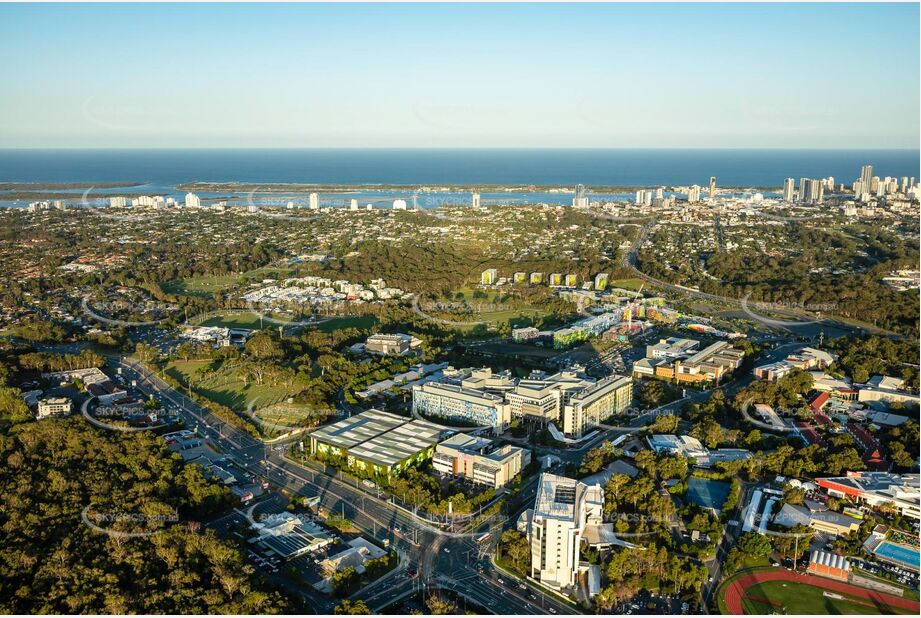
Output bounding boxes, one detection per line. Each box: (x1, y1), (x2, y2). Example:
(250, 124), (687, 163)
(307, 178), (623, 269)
(1, 148), (918, 186)
(0, 148), (918, 208)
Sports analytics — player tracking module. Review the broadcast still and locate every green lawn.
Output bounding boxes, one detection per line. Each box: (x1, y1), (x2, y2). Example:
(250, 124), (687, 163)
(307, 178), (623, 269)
(164, 359), (300, 412)
(608, 278), (646, 292)
(160, 275), (241, 297)
(199, 312), (278, 329)
(254, 402), (326, 430)
(741, 580), (915, 615)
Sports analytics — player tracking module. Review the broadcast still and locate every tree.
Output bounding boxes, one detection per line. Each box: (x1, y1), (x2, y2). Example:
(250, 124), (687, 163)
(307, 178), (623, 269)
(425, 594), (455, 615)
(135, 342), (159, 362)
(0, 418), (288, 614)
(579, 440), (617, 475)
(499, 530), (531, 575)
(736, 532), (773, 559)
(331, 566), (360, 596)
(0, 386), (31, 429)
(650, 413), (680, 434)
(334, 600), (370, 614)
(245, 331), (284, 361)
(772, 525), (812, 559)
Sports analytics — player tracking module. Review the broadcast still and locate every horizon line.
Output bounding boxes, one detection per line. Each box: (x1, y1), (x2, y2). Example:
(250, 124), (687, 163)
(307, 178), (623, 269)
(1, 146), (918, 152)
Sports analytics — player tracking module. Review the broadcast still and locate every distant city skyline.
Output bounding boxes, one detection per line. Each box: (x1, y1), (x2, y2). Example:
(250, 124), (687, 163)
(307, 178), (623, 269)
(0, 2), (918, 149)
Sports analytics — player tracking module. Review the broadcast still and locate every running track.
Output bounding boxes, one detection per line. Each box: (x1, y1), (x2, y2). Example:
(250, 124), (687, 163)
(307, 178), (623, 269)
(723, 569), (920, 615)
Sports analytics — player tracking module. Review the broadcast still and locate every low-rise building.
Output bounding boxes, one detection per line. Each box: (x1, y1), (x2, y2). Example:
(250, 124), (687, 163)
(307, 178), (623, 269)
(857, 375), (920, 405)
(818, 472), (920, 520)
(807, 550), (851, 581)
(646, 434), (751, 468)
(308, 409), (444, 477)
(432, 434), (529, 488)
(512, 326), (540, 342)
(36, 396), (72, 419)
(645, 337), (700, 360)
(774, 502), (861, 536)
(753, 347), (836, 381)
(251, 512), (334, 560)
(365, 333), (416, 356)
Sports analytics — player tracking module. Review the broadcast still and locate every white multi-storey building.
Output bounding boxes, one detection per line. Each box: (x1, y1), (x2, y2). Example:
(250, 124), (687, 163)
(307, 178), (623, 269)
(184, 192), (201, 208)
(529, 473), (604, 592)
(782, 178), (795, 203)
(309, 193), (320, 209)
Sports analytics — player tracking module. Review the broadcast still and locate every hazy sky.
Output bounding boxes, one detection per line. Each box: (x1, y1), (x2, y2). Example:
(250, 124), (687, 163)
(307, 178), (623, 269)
(1, 2), (918, 148)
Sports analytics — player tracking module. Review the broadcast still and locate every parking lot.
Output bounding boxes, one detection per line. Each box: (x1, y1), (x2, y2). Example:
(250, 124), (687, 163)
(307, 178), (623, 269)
(849, 557), (920, 590)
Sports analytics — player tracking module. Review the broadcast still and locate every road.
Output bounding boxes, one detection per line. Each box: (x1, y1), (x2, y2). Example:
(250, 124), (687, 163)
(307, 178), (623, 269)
(699, 481), (757, 612)
(114, 356), (577, 615)
(622, 222), (898, 338)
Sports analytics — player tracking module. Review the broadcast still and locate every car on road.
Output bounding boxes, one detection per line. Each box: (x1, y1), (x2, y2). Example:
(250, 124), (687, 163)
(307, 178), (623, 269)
(497, 578), (504, 584)
(443, 548), (450, 553)
(548, 607), (556, 614)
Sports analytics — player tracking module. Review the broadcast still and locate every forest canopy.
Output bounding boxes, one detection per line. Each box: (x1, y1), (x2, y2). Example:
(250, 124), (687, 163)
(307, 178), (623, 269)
(0, 419), (289, 614)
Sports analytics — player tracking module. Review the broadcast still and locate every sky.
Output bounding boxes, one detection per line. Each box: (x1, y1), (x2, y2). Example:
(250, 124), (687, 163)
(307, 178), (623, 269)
(0, 2), (918, 149)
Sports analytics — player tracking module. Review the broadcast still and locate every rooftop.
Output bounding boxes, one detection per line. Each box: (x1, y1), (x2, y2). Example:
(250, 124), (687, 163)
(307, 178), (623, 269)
(534, 473), (580, 520)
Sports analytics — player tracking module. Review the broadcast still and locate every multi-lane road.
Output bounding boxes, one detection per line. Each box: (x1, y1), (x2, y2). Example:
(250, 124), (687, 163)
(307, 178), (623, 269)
(69, 324), (813, 616)
(115, 356), (578, 615)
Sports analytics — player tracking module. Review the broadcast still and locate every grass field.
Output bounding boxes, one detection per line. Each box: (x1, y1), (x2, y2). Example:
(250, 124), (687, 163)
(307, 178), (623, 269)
(161, 275), (241, 297)
(608, 278), (646, 292)
(253, 402), (327, 429)
(741, 580), (915, 615)
(199, 312), (278, 329)
(164, 359), (301, 412)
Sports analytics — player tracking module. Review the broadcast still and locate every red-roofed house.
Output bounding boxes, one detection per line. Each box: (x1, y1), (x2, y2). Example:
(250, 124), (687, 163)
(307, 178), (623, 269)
(809, 392), (830, 411)
(846, 422), (890, 472)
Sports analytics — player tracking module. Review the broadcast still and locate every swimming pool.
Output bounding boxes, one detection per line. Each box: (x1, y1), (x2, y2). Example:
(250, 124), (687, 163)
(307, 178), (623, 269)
(873, 540), (921, 571)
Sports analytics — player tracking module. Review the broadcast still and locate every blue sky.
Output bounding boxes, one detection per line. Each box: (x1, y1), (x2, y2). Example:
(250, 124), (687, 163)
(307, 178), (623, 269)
(0, 2), (918, 148)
